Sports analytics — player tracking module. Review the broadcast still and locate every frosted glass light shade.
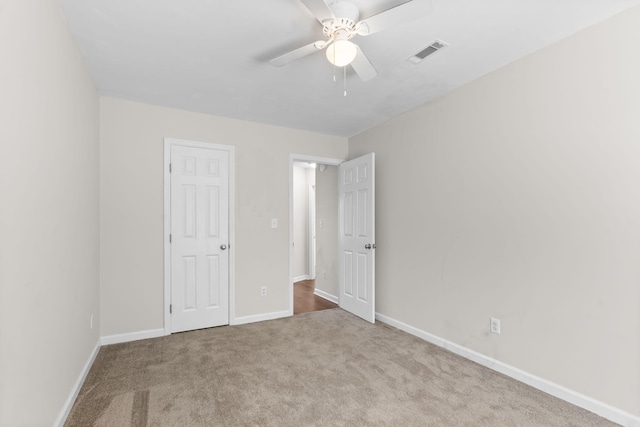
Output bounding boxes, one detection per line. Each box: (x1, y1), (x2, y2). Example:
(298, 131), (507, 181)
(326, 40), (358, 67)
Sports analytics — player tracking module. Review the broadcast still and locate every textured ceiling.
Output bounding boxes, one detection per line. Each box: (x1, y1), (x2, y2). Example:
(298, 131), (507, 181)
(58, 0), (640, 137)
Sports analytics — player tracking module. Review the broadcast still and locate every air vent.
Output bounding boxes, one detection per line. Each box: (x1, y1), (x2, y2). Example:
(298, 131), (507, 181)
(408, 40), (448, 64)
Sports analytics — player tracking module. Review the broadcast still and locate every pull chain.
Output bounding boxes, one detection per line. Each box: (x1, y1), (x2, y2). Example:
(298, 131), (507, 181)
(343, 66), (347, 97)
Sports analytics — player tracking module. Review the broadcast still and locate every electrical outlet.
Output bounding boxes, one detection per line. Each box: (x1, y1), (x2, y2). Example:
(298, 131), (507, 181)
(261, 286), (267, 296)
(490, 317), (501, 334)
(271, 218), (278, 229)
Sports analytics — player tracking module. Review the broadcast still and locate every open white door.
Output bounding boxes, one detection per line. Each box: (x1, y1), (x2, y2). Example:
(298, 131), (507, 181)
(339, 153), (375, 323)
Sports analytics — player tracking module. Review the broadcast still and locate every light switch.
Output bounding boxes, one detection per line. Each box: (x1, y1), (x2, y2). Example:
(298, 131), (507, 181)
(271, 218), (278, 229)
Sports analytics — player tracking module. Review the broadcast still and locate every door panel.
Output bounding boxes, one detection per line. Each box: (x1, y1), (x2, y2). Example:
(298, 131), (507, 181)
(171, 145), (229, 333)
(339, 153), (375, 323)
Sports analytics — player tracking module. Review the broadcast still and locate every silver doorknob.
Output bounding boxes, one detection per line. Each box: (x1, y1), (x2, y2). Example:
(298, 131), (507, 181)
(365, 244), (372, 249)
(220, 244), (227, 250)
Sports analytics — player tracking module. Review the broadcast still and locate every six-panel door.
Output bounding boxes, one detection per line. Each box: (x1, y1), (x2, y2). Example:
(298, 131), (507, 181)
(339, 153), (375, 323)
(170, 145), (229, 333)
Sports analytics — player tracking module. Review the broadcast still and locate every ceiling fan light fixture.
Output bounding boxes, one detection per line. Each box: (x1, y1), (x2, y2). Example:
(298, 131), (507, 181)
(326, 39), (358, 67)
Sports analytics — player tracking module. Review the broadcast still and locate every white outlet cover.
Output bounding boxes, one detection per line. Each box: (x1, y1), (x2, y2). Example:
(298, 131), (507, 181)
(490, 317), (501, 334)
(271, 218), (278, 229)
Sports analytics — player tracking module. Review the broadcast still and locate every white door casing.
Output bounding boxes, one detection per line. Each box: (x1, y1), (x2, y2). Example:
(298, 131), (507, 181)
(169, 144), (230, 333)
(339, 153), (375, 323)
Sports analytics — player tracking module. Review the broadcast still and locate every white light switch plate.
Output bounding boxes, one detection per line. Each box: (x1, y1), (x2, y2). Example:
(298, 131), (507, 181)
(271, 218), (278, 229)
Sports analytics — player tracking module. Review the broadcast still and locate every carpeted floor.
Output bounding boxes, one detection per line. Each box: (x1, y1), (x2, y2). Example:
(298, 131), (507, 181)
(66, 309), (616, 426)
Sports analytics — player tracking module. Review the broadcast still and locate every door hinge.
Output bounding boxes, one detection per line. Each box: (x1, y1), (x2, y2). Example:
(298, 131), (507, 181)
(170, 304), (172, 314)
(169, 234), (172, 243)
(169, 163), (172, 173)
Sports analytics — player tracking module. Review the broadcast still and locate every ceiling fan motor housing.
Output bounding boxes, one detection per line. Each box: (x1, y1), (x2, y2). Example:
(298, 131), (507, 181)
(327, 1), (360, 22)
(322, 1), (361, 40)
(323, 18), (357, 40)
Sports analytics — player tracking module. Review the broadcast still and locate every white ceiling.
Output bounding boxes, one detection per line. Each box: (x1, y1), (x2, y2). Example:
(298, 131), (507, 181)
(58, 0), (639, 137)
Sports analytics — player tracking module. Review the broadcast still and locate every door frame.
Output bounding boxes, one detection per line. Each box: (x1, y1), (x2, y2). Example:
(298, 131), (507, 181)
(308, 183), (316, 280)
(288, 154), (344, 316)
(164, 137), (236, 335)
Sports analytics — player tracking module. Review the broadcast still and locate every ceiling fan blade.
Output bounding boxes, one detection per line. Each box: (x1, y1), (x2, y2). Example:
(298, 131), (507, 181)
(270, 42), (324, 67)
(358, 0), (433, 36)
(300, 0), (335, 24)
(350, 48), (377, 82)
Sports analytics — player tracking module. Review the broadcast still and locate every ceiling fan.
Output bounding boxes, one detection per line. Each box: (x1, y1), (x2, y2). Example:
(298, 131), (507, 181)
(270, 0), (428, 81)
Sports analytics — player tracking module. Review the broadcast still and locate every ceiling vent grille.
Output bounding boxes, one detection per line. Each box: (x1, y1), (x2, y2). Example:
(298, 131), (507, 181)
(408, 40), (448, 64)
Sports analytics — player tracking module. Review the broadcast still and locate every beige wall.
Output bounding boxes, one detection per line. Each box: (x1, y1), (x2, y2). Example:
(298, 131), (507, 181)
(349, 6), (640, 416)
(0, 1), (100, 425)
(100, 97), (347, 335)
(315, 165), (339, 298)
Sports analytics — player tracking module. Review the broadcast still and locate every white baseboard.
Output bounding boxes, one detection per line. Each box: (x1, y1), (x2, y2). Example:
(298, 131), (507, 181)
(375, 313), (640, 427)
(100, 328), (166, 345)
(293, 275), (310, 283)
(231, 310), (290, 326)
(314, 288), (338, 304)
(54, 340), (101, 427)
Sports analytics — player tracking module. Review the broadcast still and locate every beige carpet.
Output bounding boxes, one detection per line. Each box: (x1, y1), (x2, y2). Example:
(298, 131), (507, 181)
(66, 309), (616, 426)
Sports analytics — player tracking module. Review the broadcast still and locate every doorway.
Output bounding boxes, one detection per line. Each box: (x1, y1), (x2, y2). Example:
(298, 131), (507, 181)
(289, 155), (343, 315)
(292, 161), (315, 283)
(292, 160), (340, 315)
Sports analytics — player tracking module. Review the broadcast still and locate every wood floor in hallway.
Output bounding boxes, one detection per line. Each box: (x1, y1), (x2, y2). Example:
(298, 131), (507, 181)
(294, 279), (338, 315)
